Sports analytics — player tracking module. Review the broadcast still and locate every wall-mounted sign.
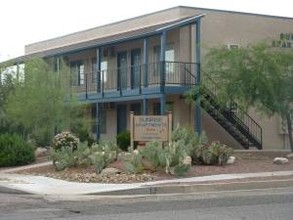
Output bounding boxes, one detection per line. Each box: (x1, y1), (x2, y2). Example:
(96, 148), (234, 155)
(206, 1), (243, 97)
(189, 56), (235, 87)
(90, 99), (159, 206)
(130, 111), (172, 149)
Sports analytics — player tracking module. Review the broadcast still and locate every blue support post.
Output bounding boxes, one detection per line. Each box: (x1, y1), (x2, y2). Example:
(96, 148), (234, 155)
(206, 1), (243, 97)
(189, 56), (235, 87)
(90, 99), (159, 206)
(143, 98), (148, 115)
(160, 31), (166, 115)
(195, 19), (202, 134)
(96, 47), (101, 93)
(160, 31), (166, 93)
(143, 38), (148, 87)
(160, 94), (166, 115)
(96, 102), (101, 141)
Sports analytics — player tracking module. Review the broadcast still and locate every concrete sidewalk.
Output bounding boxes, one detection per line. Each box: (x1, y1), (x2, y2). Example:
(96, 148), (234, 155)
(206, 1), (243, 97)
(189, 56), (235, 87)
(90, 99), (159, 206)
(1, 169), (293, 196)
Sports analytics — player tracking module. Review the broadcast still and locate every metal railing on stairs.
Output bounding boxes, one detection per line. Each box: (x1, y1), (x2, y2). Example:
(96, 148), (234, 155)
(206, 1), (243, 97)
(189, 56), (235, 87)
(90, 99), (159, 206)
(186, 67), (262, 149)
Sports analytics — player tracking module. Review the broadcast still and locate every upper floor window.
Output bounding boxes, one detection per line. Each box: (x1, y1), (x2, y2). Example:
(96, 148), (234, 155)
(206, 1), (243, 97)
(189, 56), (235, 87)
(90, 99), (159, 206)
(70, 61), (84, 86)
(165, 44), (175, 76)
(153, 44), (175, 76)
(101, 61), (108, 82)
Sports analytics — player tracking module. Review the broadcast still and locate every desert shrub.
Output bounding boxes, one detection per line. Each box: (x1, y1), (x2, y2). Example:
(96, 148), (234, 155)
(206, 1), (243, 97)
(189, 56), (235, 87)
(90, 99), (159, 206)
(124, 150), (145, 174)
(90, 141), (118, 173)
(192, 141), (233, 165)
(116, 130), (130, 151)
(50, 140), (118, 172)
(163, 141), (191, 176)
(49, 147), (76, 171)
(52, 131), (79, 150)
(131, 140), (191, 176)
(0, 134), (35, 167)
(172, 126), (208, 156)
(140, 141), (165, 169)
(75, 128), (95, 146)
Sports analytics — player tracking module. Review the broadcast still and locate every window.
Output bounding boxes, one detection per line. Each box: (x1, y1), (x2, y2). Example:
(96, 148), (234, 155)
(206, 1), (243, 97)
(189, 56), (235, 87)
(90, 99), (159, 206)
(152, 102), (173, 115)
(153, 46), (161, 76)
(70, 61), (84, 86)
(165, 44), (175, 76)
(101, 61), (107, 82)
(153, 103), (160, 115)
(153, 44), (175, 76)
(91, 104), (107, 134)
(100, 108), (107, 134)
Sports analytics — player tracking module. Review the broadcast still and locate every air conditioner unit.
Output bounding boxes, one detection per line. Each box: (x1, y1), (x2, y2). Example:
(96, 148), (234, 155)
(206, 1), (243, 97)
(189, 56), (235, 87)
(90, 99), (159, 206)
(227, 44), (239, 50)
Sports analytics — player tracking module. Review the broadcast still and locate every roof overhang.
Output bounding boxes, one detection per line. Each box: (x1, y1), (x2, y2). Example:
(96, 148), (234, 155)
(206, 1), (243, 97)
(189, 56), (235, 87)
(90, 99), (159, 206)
(1, 13), (205, 66)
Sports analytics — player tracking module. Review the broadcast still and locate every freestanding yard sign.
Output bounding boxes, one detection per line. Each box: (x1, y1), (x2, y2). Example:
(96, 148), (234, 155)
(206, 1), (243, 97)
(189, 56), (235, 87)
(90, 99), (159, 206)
(130, 111), (172, 149)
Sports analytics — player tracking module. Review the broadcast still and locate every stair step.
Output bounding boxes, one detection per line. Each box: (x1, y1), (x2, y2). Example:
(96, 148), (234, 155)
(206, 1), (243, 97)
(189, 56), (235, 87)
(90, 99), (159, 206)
(200, 84), (262, 149)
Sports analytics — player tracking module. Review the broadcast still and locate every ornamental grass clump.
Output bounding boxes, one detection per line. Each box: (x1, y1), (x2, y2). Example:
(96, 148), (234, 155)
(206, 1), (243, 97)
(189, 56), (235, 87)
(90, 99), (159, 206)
(52, 131), (79, 151)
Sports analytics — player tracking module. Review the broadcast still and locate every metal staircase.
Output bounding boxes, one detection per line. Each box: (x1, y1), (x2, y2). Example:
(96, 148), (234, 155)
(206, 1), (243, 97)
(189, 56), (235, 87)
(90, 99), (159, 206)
(192, 72), (262, 149)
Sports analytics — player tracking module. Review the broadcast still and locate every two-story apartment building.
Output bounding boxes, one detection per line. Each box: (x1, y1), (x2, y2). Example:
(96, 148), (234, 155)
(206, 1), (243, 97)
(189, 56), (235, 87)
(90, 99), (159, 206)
(2, 6), (293, 150)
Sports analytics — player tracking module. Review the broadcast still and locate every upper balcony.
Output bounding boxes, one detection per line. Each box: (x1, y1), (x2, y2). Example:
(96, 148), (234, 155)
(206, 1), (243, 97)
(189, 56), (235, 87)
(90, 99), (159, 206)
(71, 61), (198, 101)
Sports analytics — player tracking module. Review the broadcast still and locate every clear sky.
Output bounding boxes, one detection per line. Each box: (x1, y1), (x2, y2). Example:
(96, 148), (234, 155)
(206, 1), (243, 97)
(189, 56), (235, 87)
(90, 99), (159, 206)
(0, 0), (292, 62)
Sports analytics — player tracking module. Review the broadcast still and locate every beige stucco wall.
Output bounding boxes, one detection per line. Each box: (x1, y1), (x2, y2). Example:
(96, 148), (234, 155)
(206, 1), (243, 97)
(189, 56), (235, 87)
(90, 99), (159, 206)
(99, 94), (245, 148)
(199, 10), (293, 49)
(196, 10), (293, 150)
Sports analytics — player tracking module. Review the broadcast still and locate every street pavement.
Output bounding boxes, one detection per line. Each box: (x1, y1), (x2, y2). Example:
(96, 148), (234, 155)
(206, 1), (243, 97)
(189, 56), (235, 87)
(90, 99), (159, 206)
(1, 187), (293, 219)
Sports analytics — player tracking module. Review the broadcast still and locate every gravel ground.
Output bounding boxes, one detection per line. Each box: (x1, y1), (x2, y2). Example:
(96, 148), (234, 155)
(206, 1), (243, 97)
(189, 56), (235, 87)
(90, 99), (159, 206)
(13, 151), (293, 184)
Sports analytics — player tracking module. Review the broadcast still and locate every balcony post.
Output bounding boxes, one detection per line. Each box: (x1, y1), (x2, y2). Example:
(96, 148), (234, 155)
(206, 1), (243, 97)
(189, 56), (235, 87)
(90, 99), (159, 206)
(160, 31), (166, 115)
(160, 94), (166, 115)
(194, 19), (202, 134)
(96, 47), (101, 93)
(85, 72), (88, 99)
(143, 98), (148, 115)
(160, 31), (166, 93)
(143, 38), (148, 87)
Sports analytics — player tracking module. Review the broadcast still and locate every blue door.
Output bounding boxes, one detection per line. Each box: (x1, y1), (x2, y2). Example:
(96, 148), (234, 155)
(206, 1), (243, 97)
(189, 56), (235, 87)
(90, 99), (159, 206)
(117, 104), (127, 134)
(131, 49), (141, 89)
(117, 51), (127, 90)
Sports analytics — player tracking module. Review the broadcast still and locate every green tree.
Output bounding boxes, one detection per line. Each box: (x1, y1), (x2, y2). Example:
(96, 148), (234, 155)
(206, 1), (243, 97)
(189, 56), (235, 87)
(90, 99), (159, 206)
(0, 69), (23, 134)
(203, 42), (293, 151)
(6, 58), (88, 146)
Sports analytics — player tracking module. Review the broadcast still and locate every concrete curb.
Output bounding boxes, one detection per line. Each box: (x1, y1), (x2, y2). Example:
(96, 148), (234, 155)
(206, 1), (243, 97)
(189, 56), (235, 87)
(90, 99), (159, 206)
(0, 185), (32, 195)
(1, 171), (293, 196)
(94, 179), (293, 195)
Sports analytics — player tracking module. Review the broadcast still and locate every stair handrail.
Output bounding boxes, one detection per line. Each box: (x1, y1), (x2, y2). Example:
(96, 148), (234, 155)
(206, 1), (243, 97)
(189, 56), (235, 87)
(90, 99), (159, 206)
(184, 66), (262, 149)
